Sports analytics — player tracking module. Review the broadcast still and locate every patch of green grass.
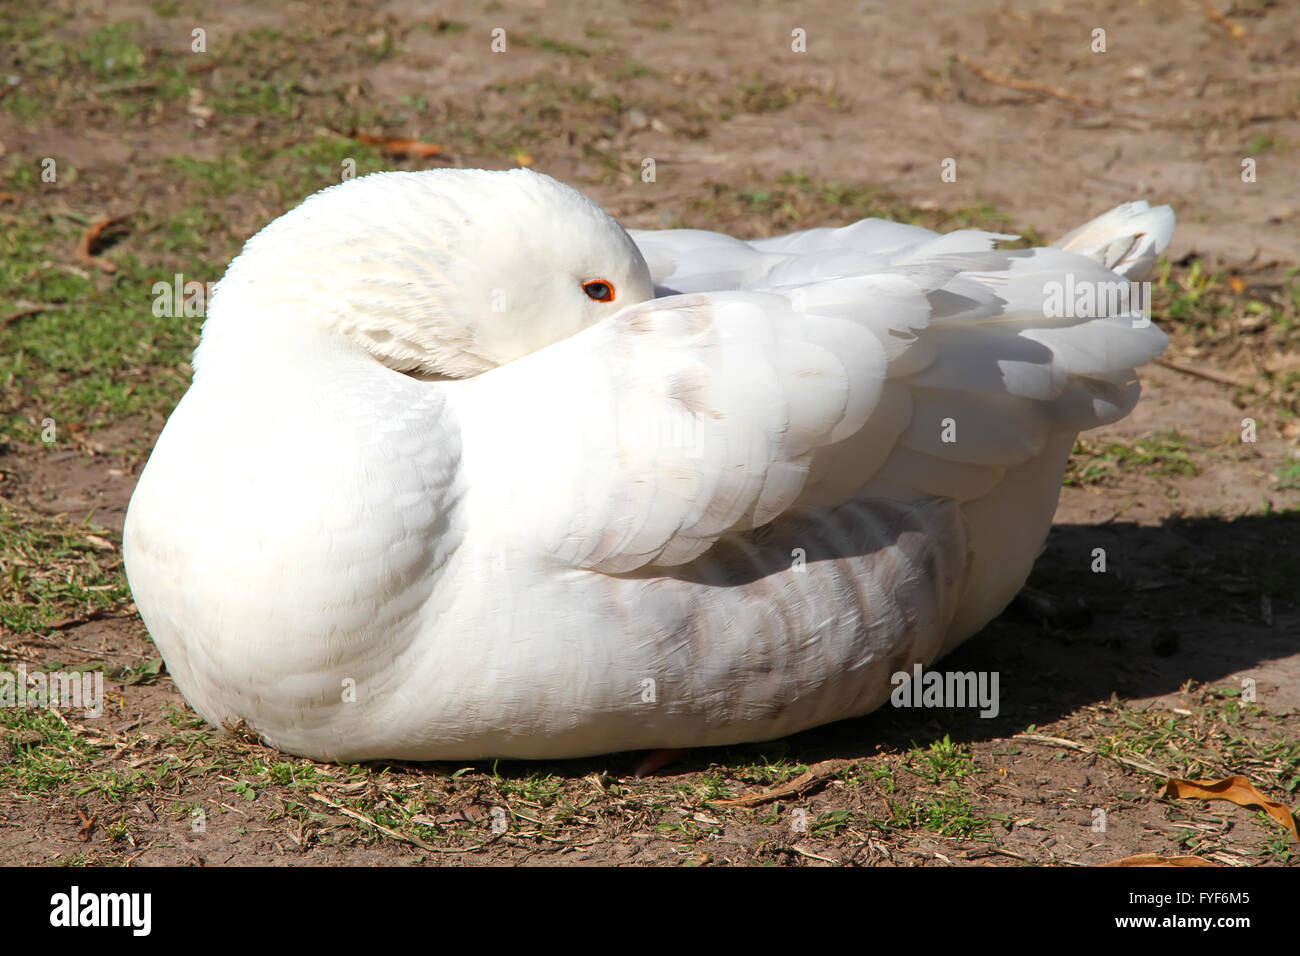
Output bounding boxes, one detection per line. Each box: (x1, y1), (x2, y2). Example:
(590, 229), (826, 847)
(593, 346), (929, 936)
(0, 199), (204, 438)
(868, 762), (897, 793)
(1151, 261), (1300, 416)
(679, 172), (1025, 237)
(1255, 828), (1294, 863)
(881, 790), (992, 839)
(1089, 685), (1300, 799)
(0, 707), (163, 801)
(0, 12), (75, 120)
(79, 22), (147, 82)
(1, 16), (192, 121)
(614, 58), (656, 80)
(490, 768), (565, 805)
(1274, 456), (1300, 490)
(163, 138), (385, 206)
(725, 77), (844, 115)
(0, 129), (401, 442)
(730, 756), (808, 786)
(205, 27), (315, 119)
(809, 809), (852, 835)
(224, 779), (257, 801)
(1156, 259), (1224, 325)
(520, 32), (597, 58)
(1246, 133), (1274, 156)
(853, 738), (991, 839)
(1065, 430), (1202, 486)
(907, 734), (978, 784)
(0, 504), (131, 635)
(162, 154), (263, 198)
(671, 771), (732, 803)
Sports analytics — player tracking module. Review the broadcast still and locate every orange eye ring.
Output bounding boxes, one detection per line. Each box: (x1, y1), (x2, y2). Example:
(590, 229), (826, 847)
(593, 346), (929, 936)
(582, 279), (616, 303)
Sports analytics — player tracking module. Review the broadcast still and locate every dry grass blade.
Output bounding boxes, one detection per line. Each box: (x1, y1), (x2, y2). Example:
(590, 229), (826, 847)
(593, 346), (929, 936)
(790, 843), (839, 864)
(1013, 733), (1168, 777)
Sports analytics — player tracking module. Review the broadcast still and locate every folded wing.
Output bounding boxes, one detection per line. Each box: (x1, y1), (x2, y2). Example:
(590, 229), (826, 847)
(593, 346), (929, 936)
(456, 203), (1173, 575)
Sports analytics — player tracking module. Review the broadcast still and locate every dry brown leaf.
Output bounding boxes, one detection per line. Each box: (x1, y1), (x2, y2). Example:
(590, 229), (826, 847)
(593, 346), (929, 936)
(1204, 6), (1246, 39)
(1105, 853), (1222, 867)
(76, 215), (127, 274)
(1163, 774), (1298, 841)
(354, 133), (444, 158)
(74, 804), (97, 842)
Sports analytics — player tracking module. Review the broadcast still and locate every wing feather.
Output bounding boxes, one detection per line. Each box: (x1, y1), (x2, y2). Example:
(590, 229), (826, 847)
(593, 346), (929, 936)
(455, 203), (1173, 574)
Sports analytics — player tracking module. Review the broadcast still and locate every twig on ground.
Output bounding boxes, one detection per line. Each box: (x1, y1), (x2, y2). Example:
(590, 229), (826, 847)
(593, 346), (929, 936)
(790, 843), (839, 864)
(709, 759), (850, 808)
(1, 303), (63, 328)
(955, 53), (1106, 108)
(1152, 357), (1251, 389)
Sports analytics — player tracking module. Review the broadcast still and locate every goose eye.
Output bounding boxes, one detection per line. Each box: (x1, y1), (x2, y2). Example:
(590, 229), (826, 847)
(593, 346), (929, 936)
(582, 279), (615, 303)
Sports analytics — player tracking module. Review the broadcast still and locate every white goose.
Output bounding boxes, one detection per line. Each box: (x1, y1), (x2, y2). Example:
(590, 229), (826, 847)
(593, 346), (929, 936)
(123, 169), (1173, 763)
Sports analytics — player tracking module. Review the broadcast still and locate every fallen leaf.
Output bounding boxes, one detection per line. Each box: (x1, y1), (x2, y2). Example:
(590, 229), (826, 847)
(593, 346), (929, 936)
(354, 133), (443, 158)
(1204, 5), (1246, 39)
(1163, 774), (1298, 841)
(74, 805), (97, 842)
(1105, 853), (1222, 867)
(76, 215), (128, 274)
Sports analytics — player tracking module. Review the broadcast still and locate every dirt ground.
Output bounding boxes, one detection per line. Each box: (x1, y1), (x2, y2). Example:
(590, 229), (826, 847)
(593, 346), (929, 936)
(1, 0), (1297, 866)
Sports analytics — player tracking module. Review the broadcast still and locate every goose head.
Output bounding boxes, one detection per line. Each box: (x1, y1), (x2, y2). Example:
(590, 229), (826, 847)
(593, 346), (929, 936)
(193, 167), (656, 379)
